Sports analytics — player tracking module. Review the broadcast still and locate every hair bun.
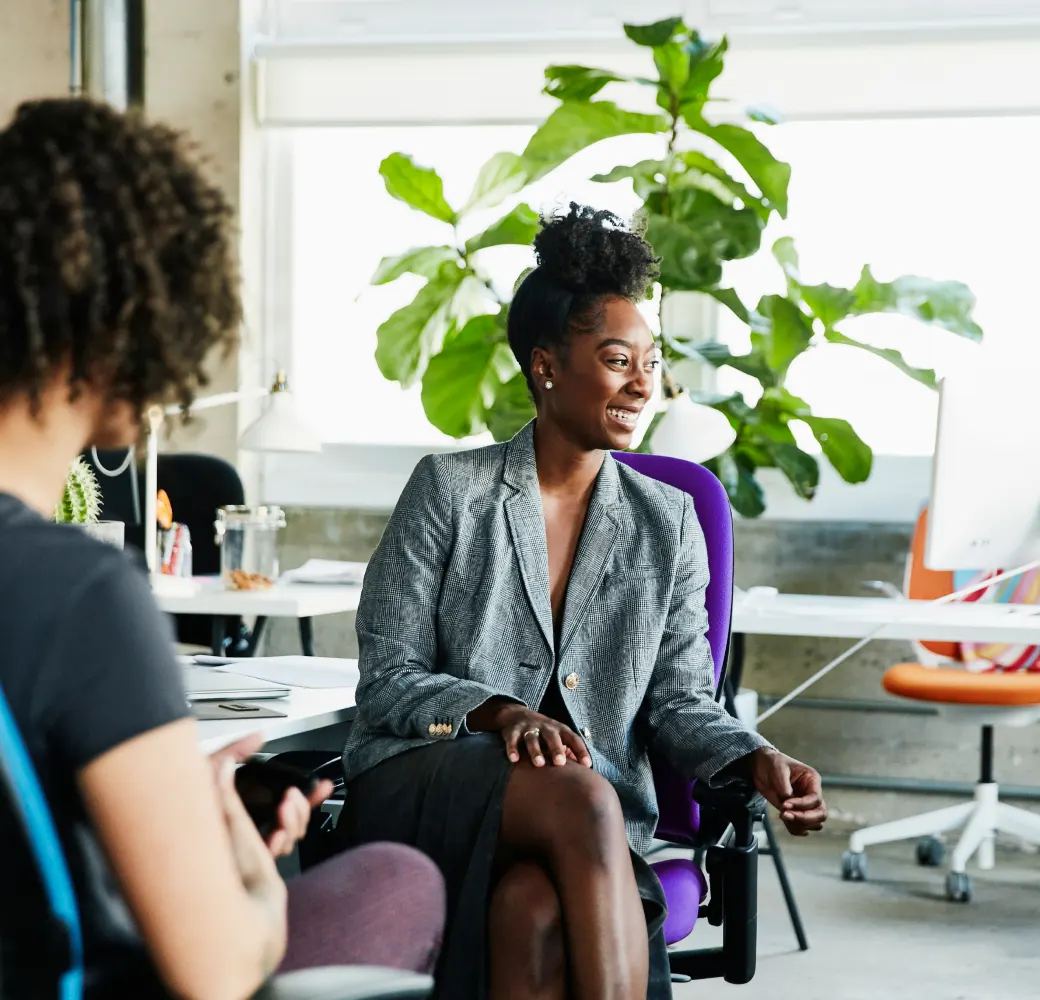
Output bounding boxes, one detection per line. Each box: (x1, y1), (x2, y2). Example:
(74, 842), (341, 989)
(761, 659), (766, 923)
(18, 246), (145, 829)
(533, 202), (658, 299)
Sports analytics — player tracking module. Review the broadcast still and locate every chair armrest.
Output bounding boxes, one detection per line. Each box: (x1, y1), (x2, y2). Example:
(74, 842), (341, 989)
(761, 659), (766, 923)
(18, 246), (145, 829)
(258, 966), (433, 1000)
(691, 780), (765, 848)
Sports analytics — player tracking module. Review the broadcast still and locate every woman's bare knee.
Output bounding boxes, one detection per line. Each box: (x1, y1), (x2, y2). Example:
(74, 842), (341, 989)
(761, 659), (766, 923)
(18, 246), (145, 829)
(489, 862), (565, 997)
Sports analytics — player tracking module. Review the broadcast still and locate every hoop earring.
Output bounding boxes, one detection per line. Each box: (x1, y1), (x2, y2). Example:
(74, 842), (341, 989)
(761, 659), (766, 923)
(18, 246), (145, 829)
(544, 380), (553, 390)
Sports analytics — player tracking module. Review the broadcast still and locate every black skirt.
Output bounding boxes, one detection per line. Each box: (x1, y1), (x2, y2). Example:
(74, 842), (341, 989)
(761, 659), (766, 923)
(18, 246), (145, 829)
(339, 734), (672, 999)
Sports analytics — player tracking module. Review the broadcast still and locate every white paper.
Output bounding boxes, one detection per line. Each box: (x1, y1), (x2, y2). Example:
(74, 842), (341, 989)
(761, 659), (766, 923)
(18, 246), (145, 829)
(211, 656), (360, 689)
(281, 559), (367, 586)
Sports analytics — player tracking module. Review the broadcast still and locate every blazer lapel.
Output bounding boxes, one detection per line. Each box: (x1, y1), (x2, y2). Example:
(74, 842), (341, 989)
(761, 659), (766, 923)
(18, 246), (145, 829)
(503, 424), (555, 655)
(558, 454), (622, 658)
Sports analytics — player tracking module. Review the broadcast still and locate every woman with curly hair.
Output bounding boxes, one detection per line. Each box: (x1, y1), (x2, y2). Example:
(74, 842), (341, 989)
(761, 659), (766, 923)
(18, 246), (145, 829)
(0, 98), (444, 1000)
(341, 203), (828, 1000)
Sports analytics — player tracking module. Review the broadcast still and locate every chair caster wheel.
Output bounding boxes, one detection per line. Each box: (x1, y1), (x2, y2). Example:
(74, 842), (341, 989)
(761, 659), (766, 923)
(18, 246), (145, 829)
(945, 871), (972, 903)
(841, 850), (868, 882)
(915, 836), (945, 867)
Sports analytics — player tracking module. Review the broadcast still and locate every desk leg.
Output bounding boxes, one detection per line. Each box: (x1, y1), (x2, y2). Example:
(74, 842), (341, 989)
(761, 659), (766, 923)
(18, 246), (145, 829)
(299, 617), (315, 657)
(211, 617), (227, 657)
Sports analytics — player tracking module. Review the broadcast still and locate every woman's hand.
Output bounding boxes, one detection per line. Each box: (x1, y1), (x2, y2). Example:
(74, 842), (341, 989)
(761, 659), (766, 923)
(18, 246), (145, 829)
(209, 735), (333, 858)
(747, 748), (828, 836)
(467, 698), (592, 768)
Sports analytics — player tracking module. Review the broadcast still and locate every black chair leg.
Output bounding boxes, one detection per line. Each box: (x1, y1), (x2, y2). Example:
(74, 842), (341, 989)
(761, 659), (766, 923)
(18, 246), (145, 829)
(760, 812), (809, 951)
(247, 616), (268, 656)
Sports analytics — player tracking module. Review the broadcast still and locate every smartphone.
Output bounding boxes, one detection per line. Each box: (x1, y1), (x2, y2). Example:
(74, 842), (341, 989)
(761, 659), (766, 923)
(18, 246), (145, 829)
(234, 759), (319, 837)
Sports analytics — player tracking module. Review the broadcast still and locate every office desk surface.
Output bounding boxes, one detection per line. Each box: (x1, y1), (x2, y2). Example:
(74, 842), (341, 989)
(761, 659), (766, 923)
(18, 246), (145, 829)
(196, 683), (357, 754)
(156, 579), (362, 619)
(733, 593), (1040, 643)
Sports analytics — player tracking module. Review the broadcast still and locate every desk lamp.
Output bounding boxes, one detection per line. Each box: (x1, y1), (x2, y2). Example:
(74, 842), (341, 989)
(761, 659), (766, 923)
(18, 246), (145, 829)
(650, 370), (736, 464)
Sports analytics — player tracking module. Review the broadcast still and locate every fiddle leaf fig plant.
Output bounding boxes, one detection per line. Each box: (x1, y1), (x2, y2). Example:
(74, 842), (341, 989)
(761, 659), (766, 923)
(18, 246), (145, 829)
(366, 16), (982, 516)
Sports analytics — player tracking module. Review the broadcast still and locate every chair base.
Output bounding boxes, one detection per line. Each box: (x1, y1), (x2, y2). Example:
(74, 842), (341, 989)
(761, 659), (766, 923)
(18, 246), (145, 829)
(846, 782), (1040, 882)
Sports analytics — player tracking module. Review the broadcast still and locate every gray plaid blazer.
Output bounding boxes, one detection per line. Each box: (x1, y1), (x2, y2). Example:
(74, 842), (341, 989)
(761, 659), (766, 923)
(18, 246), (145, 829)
(343, 422), (769, 853)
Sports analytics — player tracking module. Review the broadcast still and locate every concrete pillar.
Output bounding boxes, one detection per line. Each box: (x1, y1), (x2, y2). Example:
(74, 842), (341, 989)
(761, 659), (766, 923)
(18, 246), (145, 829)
(145, 0), (243, 464)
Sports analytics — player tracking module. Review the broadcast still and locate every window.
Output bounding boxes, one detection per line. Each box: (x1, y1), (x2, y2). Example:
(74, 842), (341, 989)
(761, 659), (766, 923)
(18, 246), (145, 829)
(288, 126), (662, 446)
(716, 115), (1040, 457)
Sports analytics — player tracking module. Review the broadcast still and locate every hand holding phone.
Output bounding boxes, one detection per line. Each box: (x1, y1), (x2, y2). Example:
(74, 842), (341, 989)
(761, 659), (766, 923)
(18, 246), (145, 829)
(233, 759), (320, 839)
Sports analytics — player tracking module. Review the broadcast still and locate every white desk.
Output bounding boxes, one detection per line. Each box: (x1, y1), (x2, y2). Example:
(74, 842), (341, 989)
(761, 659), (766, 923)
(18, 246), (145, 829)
(196, 682), (357, 754)
(732, 592), (1040, 644)
(155, 579), (362, 655)
(155, 579), (362, 619)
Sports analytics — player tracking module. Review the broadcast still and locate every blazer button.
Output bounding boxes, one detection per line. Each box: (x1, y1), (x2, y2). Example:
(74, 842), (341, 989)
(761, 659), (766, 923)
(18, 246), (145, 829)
(428, 723), (439, 736)
(581, 727), (591, 741)
(565, 673), (580, 691)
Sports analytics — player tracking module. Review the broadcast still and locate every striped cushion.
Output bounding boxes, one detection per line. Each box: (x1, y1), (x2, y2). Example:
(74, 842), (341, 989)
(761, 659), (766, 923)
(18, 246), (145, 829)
(955, 568), (1040, 673)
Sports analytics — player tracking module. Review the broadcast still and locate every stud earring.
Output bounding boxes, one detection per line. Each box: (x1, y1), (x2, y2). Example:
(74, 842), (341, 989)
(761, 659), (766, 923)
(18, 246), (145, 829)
(544, 380), (553, 390)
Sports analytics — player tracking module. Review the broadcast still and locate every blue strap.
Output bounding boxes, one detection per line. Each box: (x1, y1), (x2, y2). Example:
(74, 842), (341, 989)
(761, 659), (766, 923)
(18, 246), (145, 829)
(0, 683), (83, 1000)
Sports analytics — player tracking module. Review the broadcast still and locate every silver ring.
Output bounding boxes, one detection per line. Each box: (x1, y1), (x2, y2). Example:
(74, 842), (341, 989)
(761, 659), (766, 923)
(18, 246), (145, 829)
(523, 728), (541, 739)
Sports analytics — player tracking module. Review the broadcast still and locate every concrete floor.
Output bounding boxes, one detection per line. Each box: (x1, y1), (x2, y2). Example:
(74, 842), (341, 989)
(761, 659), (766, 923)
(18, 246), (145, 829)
(674, 831), (1040, 1000)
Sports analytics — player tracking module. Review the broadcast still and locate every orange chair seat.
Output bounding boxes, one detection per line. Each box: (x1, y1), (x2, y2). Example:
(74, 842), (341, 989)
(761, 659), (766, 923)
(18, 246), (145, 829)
(884, 663), (1040, 706)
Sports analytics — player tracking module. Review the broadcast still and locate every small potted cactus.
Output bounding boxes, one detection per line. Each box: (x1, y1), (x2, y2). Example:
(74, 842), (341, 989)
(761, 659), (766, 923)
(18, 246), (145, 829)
(56, 457), (124, 548)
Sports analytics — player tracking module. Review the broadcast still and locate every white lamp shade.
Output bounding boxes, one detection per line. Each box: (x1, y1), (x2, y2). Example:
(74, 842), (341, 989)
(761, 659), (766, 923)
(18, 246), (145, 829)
(650, 391), (736, 464)
(239, 390), (322, 453)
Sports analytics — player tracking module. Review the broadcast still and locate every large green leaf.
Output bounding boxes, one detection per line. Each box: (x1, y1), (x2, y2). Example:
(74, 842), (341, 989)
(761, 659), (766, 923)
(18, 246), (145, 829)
(798, 415), (873, 483)
(824, 330), (938, 389)
(544, 64), (627, 102)
(761, 440), (819, 499)
(624, 18), (684, 47)
(676, 150), (769, 221)
(371, 246), (458, 285)
(851, 266), (983, 340)
(751, 295), (813, 377)
(461, 152), (528, 216)
(374, 264), (464, 387)
(708, 287), (750, 324)
(465, 203), (541, 253)
(591, 160), (667, 200)
(709, 450), (765, 517)
(645, 190), (762, 291)
(486, 371), (536, 442)
(679, 35), (728, 105)
(654, 42), (690, 93)
(379, 153), (456, 224)
(682, 112), (791, 217)
(521, 102), (669, 182)
(421, 315), (515, 438)
(801, 283), (855, 330)
(446, 275), (501, 328)
(646, 214), (721, 290)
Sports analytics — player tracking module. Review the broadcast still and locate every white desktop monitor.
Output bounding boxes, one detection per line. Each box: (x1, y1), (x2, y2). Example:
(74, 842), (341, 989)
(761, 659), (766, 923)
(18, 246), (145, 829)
(926, 363), (1040, 571)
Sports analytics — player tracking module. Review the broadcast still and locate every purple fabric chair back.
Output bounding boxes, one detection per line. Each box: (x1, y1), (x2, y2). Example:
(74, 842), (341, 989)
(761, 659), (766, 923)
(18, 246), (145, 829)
(612, 452), (733, 844)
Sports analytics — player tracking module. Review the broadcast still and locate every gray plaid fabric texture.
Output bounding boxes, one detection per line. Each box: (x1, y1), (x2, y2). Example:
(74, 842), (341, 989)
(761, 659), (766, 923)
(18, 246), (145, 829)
(343, 422), (770, 854)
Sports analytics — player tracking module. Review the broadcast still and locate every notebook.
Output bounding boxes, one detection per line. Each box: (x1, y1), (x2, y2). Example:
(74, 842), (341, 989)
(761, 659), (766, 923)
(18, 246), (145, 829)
(181, 664), (291, 702)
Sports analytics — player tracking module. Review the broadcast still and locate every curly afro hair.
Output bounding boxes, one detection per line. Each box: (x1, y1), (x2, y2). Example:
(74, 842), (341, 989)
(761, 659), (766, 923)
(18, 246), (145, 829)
(0, 98), (240, 415)
(507, 203), (659, 390)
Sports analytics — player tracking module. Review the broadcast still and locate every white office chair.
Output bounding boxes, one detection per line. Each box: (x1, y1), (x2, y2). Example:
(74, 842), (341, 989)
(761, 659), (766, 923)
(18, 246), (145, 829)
(841, 508), (1040, 902)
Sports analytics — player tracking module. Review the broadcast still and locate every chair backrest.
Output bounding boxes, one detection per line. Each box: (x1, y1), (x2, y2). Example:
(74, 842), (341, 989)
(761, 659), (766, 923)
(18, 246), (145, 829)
(0, 684), (83, 1000)
(906, 507), (959, 662)
(613, 452), (732, 844)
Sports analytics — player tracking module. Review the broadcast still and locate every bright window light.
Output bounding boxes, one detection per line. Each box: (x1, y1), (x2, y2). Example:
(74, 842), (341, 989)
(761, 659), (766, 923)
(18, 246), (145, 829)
(717, 116), (1040, 457)
(289, 116), (1040, 451)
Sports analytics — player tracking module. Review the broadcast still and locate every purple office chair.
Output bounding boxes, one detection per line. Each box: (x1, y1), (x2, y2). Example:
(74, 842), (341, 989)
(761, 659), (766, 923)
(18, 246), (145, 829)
(615, 451), (766, 984)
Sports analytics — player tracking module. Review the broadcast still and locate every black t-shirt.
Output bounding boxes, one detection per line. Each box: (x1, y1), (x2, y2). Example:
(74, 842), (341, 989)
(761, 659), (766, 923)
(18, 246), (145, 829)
(0, 494), (189, 998)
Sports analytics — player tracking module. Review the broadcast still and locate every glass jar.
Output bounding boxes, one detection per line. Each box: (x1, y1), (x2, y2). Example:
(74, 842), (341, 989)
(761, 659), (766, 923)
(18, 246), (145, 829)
(214, 505), (286, 591)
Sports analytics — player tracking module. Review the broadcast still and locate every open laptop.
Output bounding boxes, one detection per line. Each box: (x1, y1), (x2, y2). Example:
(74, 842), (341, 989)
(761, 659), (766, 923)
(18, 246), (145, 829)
(181, 664), (291, 702)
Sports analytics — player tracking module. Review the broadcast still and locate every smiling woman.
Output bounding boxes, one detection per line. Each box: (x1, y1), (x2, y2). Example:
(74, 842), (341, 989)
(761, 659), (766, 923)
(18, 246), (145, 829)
(338, 204), (824, 1000)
